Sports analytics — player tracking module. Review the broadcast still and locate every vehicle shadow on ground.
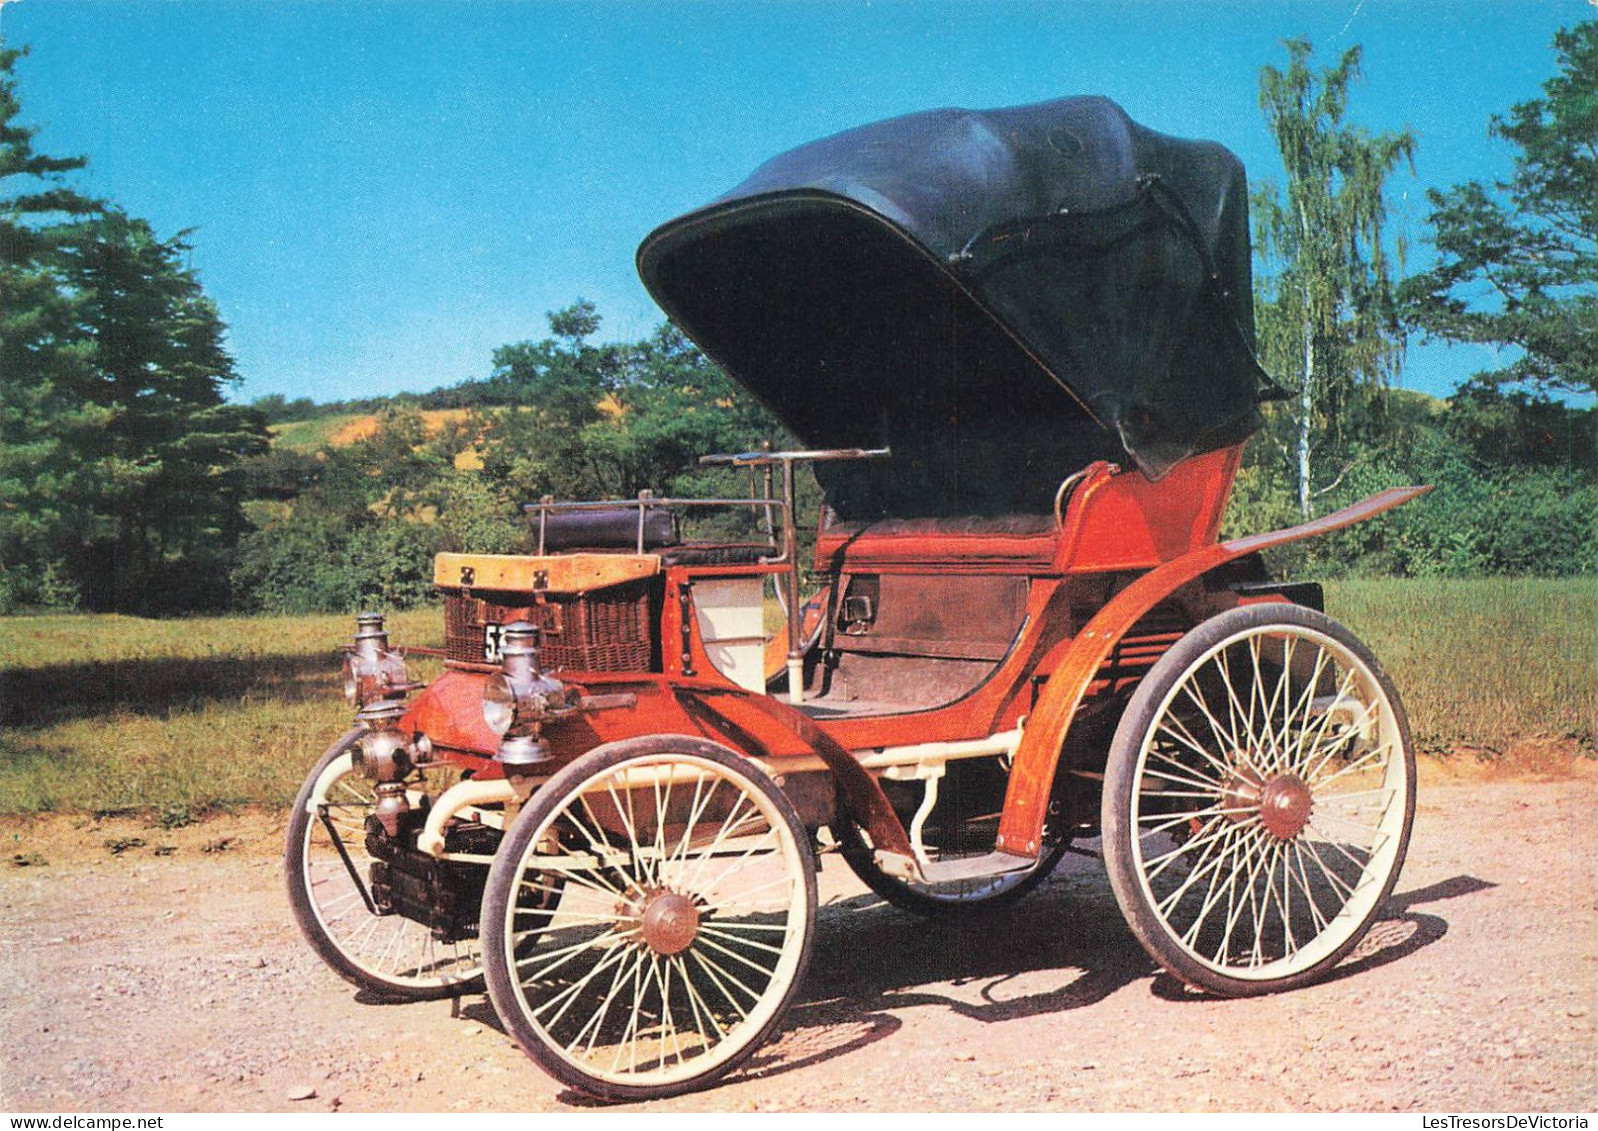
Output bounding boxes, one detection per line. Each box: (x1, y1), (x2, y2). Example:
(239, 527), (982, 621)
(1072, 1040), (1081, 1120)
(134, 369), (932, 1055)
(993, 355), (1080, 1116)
(1146, 873), (1494, 1001)
(723, 851), (1152, 1088)
(452, 863), (1490, 1104)
(0, 654), (340, 726)
(728, 866), (1491, 1089)
(452, 853), (1145, 1103)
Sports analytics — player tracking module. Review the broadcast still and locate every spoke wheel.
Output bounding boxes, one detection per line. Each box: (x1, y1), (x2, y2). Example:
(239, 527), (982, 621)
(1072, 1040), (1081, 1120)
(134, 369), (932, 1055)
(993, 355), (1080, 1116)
(1103, 604), (1415, 996)
(482, 737), (816, 1101)
(285, 732), (484, 999)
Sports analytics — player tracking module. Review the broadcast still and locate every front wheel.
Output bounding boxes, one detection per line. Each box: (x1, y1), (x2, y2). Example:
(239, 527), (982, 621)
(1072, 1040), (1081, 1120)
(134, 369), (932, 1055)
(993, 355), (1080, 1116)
(285, 732), (484, 1000)
(481, 736), (816, 1102)
(1102, 603), (1415, 997)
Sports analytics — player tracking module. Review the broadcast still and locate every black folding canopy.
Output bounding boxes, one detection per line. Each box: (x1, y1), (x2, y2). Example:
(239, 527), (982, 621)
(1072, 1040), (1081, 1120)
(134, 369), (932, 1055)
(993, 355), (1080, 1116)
(637, 96), (1277, 520)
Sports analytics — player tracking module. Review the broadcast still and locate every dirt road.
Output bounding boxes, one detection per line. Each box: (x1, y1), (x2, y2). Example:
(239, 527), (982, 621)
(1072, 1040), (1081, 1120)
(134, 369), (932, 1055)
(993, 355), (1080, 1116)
(2, 772), (1594, 1113)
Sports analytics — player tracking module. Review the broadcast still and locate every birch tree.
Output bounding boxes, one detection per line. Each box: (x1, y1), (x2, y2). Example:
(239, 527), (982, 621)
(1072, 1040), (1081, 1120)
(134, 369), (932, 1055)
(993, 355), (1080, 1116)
(1252, 40), (1415, 518)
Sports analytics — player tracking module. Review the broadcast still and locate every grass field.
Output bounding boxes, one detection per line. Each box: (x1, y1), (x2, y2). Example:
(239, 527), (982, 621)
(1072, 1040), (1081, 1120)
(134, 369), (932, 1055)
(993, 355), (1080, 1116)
(1329, 578), (1594, 756)
(267, 413), (362, 451)
(0, 609), (444, 818)
(0, 579), (1591, 817)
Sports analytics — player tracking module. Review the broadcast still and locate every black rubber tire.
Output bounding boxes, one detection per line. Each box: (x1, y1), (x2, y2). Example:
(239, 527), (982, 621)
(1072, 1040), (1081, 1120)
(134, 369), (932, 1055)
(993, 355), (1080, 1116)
(1102, 603), (1416, 997)
(481, 736), (817, 1102)
(285, 731), (484, 1001)
(831, 815), (1068, 919)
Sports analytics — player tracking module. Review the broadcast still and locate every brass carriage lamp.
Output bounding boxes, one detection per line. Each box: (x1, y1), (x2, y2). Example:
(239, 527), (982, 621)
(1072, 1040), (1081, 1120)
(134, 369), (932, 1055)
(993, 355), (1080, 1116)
(341, 612), (428, 835)
(483, 621), (576, 772)
(342, 612), (412, 709)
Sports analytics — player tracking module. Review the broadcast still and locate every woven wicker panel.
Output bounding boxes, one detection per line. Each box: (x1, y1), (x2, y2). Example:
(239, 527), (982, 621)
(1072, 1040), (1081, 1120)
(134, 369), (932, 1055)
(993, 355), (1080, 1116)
(442, 584), (652, 672)
(542, 582), (653, 672)
(444, 595), (488, 663)
(443, 594), (539, 664)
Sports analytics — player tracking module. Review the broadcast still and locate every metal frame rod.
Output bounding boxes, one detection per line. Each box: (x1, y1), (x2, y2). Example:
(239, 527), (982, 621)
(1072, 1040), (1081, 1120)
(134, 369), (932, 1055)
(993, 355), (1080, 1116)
(780, 459), (804, 703)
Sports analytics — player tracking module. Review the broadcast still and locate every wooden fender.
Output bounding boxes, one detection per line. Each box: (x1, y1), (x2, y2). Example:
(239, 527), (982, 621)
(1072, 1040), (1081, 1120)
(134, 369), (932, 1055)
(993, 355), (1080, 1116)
(677, 686), (916, 859)
(994, 485), (1432, 858)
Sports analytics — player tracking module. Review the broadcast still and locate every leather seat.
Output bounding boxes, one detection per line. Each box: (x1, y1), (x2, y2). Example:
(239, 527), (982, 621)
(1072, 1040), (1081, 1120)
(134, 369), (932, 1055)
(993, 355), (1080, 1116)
(659, 543), (774, 567)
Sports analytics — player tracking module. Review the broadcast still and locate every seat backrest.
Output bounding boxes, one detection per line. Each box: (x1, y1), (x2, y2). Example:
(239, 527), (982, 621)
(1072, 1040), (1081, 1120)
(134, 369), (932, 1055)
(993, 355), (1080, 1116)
(537, 506), (679, 552)
(814, 513), (1059, 573)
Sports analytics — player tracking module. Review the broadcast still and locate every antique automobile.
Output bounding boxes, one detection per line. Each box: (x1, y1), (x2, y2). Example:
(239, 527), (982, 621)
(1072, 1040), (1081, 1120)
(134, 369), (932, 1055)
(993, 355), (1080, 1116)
(286, 96), (1426, 1101)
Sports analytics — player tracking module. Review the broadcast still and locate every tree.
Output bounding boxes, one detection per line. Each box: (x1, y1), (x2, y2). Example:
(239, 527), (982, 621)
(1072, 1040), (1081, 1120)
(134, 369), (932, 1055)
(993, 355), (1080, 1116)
(1252, 39), (1416, 518)
(1401, 22), (1596, 396)
(0, 45), (268, 611)
(477, 304), (785, 504)
(0, 44), (99, 610)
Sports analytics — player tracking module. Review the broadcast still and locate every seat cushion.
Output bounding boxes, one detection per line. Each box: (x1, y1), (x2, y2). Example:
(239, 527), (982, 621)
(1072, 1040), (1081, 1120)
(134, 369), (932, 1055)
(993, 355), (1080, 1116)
(659, 543), (774, 567)
(536, 506), (679, 551)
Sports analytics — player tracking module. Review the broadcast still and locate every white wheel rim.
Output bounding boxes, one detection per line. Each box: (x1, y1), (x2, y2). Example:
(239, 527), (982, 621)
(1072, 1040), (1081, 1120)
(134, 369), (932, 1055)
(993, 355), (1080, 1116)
(501, 753), (810, 1088)
(300, 752), (483, 988)
(1128, 622), (1410, 980)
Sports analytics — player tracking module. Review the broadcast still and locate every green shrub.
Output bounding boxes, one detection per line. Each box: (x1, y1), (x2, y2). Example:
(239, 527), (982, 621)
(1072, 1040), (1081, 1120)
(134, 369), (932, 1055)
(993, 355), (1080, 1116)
(433, 471), (529, 554)
(230, 513), (439, 614)
(0, 561), (83, 615)
(1228, 426), (1596, 580)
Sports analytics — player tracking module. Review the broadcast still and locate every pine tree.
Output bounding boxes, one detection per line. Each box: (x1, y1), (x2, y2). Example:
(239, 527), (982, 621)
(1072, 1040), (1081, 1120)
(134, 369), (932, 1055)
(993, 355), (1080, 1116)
(0, 45), (268, 611)
(0, 44), (102, 608)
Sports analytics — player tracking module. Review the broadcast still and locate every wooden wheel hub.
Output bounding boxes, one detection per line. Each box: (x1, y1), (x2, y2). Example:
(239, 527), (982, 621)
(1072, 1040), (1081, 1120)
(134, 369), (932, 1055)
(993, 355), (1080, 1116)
(639, 889), (700, 955)
(1259, 773), (1313, 840)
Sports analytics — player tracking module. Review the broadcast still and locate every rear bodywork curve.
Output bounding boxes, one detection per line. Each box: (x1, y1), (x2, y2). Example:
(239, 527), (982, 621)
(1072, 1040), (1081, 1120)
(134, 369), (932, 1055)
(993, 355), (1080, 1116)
(993, 485), (1432, 857)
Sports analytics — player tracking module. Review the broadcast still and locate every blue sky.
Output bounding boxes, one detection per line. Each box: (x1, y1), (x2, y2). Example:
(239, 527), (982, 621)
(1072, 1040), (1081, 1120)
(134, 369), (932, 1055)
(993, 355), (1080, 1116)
(3, 0), (1589, 404)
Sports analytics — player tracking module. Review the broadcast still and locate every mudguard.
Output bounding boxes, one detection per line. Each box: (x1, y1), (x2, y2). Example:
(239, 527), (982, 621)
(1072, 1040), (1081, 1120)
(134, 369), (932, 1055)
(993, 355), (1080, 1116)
(994, 485), (1431, 857)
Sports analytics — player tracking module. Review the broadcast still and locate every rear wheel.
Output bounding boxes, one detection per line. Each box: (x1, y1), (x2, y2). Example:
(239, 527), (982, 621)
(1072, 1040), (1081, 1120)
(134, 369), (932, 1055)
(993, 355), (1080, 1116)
(482, 737), (816, 1101)
(831, 814), (1067, 917)
(1103, 604), (1415, 996)
(285, 732), (484, 999)
(832, 755), (1067, 917)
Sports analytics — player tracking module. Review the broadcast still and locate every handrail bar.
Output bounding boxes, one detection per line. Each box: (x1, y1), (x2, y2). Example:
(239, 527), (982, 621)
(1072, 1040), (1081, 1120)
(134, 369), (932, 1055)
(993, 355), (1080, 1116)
(521, 497), (787, 513)
(698, 446), (891, 468)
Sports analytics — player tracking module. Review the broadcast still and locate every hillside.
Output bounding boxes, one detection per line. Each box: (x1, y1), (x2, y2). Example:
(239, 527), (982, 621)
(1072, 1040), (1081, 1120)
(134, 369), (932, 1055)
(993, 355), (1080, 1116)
(269, 408), (485, 469)
(268, 409), (474, 452)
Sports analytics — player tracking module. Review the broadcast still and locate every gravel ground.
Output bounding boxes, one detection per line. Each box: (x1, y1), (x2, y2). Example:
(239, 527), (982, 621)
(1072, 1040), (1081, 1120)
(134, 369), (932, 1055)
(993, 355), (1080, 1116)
(1, 773), (1593, 1113)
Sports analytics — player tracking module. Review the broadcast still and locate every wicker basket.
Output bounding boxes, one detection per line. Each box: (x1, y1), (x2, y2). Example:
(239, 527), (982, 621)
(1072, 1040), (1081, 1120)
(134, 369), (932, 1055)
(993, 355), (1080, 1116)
(443, 582), (654, 672)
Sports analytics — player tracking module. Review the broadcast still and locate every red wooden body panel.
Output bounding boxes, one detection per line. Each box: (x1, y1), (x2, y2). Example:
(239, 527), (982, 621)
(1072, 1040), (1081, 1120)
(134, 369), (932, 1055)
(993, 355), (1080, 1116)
(399, 666), (913, 855)
(814, 524), (1058, 574)
(805, 576), (1072, 748)
(401, 670), (719, 775)
(403, 670), (809, 764)
(1055, 446), (1242, 572)
(809, 445), (1242, 577)
(401, 668), (503, 766)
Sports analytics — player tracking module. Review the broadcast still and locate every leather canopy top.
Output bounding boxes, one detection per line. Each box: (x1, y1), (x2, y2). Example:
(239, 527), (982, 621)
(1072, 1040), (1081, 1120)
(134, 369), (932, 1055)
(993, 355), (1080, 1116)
(638, 96), (1277, 520)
